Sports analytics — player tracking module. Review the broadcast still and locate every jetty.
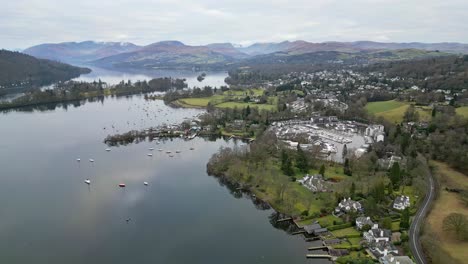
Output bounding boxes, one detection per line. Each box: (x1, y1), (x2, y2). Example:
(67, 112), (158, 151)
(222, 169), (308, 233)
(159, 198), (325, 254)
(306, 254), (333, 259)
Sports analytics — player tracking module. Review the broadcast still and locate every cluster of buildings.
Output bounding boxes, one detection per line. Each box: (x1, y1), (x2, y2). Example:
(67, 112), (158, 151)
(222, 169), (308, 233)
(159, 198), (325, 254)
(298, 174), (329, 192)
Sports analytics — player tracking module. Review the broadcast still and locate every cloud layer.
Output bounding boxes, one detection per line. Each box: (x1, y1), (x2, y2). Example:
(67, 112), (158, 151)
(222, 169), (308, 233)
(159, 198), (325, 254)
(2, 0), (467, 49)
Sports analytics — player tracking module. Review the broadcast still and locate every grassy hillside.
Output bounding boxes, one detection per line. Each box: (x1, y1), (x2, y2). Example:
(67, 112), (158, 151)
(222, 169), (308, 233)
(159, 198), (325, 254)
(365, 100), (431, 123)
(425, 161), (468, 263)
(456, 106), (468, 118)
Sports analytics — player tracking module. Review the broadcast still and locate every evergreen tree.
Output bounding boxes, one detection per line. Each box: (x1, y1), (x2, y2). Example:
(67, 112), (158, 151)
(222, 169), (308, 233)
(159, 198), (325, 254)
(344, 158), (352, 176)
(342, 144), (348, 159)
(389, 162), (401, 187)
(400, 207), (410, 229)
(350, 182), (356, 197)
(281, 150), (294, 176)
(296, 144), (308, 173)
(319, 164), (325, 177)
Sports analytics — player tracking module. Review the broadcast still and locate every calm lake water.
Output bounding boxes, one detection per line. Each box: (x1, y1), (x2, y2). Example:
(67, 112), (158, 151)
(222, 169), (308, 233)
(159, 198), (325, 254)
(74, 66), (229, 88)
(0, 94), (329, 263)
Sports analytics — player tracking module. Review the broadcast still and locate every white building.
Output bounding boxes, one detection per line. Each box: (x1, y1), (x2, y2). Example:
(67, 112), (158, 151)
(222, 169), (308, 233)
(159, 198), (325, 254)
(393, 195), (410, 210)
(364, 224), (391, 243)
(356, 216), (374, 230)
(335, 198), (362, 214)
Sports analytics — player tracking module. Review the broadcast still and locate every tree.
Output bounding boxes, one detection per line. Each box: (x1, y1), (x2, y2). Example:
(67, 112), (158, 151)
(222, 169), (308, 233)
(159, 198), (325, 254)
(380, 217), (392, 230)
(342, 144), (348, 159)
(389, 162), (401, 187)
(400, 207), (410, 229)
(350, 182), (356, 197)
(443, 213), (468, 241)
(344, 158), (352, 176)
(319, 164), (326, 177)
(296, 145), (308, 173)
(281, 150), (294, 176)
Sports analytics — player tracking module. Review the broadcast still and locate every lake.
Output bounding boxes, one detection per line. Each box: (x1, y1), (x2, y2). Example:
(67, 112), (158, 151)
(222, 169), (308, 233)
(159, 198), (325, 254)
(0, 94), (329, 263)
(74, 66), (229, 88)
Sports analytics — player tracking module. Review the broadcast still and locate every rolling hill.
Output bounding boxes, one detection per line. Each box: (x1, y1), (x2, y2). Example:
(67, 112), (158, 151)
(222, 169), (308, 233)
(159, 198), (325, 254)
(0, 49), (91, 89)
(23, 41), (141, 64)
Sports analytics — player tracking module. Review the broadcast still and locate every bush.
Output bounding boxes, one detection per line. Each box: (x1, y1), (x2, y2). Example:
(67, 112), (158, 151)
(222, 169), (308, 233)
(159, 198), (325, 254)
(328, 223), (353, 231)
(301, 210), (309, 216)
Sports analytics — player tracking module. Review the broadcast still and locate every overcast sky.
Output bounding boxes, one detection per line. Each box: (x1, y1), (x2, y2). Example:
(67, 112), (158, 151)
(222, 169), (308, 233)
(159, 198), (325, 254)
(2, 0), (468, 50)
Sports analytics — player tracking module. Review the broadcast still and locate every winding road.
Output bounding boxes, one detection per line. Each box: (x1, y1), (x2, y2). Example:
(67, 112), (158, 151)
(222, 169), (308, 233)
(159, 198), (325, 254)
(409, 171), (436, 264)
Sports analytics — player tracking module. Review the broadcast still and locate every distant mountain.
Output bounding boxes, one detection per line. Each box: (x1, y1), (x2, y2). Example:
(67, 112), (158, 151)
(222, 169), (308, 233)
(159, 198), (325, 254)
(23, 41), (141, 64)
(206, 43), (249, 59)
(91, 41), (239, 69)
(0, 49), (91, 89)
(23, 40), (468, 70)
(237, 40), (468, 55)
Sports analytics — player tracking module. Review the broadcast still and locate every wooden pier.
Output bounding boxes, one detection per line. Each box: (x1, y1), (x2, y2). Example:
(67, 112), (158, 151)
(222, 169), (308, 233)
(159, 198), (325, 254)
(308, 246), (328, 251)
(291, 230), (306, 235)
(306, 254), (332, 259)
(276, 217), (292, 223)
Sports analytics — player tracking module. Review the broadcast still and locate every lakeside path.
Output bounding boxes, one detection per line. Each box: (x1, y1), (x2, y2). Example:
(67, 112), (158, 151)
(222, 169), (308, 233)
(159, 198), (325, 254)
(409, 171), (435, 264)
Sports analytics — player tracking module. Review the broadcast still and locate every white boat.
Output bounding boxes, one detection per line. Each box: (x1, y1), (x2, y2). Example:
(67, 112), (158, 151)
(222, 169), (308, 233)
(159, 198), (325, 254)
(149, 147), (154, 151)
(147, 153), (153, 157)
(89, 159), (94, 162)
(144, 182), (149, 186)
(84, 179), (91, 184)
(77, 158), (81, 162)
(158, 149), (163, 151)
(105, 148), (111, 152)
(169, 155), (174, 157)
(166, 151), (171, 154)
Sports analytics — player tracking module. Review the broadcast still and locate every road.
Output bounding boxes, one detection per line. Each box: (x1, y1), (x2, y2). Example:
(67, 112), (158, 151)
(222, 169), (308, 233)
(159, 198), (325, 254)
(409, 171), (436, 264)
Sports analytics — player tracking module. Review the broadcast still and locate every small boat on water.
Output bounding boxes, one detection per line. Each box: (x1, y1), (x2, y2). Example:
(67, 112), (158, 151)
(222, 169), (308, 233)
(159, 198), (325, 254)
(147, 153), (153, 156)
(166, 151), (171, 154)
(89, 159), (94, 162)
(84, 179), (91, 184)
(158, 149), (163, 151)
(105, 148), (111, 152)
(77, 158), (81, 162)
(143, 182), (149, 186)
(149, 147), (154, 151)
(175, 150), (181, 153)
(119, 183), (126, 188)
(169, 154), (174, 157)
(189, 147), (194, 150)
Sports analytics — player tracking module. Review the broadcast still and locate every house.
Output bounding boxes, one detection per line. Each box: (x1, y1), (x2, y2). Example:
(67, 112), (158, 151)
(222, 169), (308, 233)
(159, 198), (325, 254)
(323, 238), (341, 246)
(335, 198), (362, 214)
(304, 223), (322, 235)
(393, 195), (410, 210)
(380, 254), (415, 264)
(375, 131), (385, 142)
(356, 216), (374, 230)
(365, 125), (384, 137)
(298, 174), (328, 192)
(371, 241), (398, 257)
(364, 224), (391, 243)
(313, 228), (329, 236)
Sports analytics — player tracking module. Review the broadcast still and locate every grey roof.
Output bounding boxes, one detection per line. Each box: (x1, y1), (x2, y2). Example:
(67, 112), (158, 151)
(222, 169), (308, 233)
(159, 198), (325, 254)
(313, 228), (329, 235)
(304, 223), (321, 234)
(371, 228), (392, 238)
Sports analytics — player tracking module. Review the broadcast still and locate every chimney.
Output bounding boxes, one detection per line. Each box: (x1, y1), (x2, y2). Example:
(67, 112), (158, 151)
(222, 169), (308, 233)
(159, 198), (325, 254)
(383, 249), (388, 256)
(380, 230), (384, 237)
(367, 217), (370, 220)
(390, 257), (394, 262)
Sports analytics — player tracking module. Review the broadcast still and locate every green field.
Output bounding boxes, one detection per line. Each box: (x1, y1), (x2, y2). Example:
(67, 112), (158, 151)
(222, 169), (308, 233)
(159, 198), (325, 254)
(176, 88), (277, 111)
(331, 227), (361, 238)
(456, 106), (468, 118)
(366, 100), (431, 123)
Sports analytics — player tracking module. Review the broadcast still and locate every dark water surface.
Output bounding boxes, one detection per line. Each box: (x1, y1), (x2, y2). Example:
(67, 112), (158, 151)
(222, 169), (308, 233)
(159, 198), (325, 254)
(0, 95), (328, 263)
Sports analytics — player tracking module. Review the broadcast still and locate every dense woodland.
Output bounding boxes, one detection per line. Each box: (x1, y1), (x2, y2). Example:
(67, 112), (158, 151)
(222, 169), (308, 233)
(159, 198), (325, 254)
(0, 77), (187, 110)
(0, 50), (90, 89)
